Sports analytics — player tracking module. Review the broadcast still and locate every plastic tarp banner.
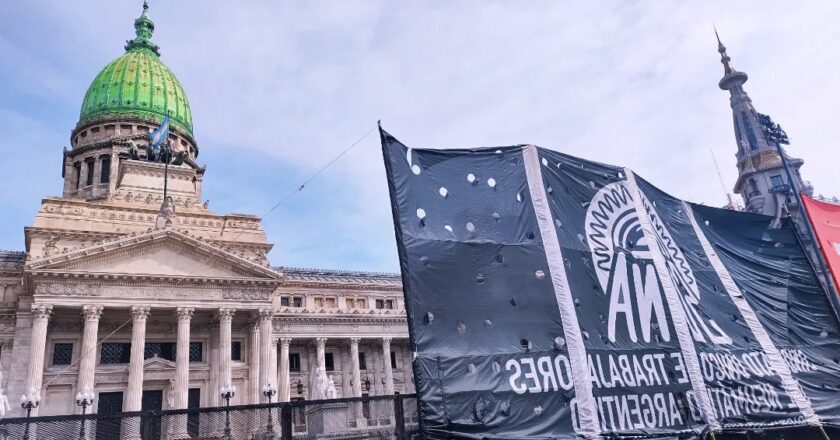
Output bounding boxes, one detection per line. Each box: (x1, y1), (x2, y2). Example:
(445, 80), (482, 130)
(380, 127), (840, 439)
(801, 194), (840, 294)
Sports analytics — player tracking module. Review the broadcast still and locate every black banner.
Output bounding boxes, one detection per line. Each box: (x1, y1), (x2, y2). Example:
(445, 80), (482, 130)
(381, 127), (840, 439)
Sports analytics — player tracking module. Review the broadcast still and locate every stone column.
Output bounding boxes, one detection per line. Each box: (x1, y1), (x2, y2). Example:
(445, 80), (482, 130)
(76, 305), (103, 412)
(382, 337), (394, 395)
(218, 308), (236, 390)
(174, 307), (194, 409)
(258, 309), (272, 401)
(25, 304), (52, 415)
(350, 338), (362, 398)
(207, 324), (220, 407)
(270, 336), (279, 390)
(315, 337), (327, 371)
(125, 306), (150, 412)
(279, 338), (291, 402)
(248, 322), (260, 404)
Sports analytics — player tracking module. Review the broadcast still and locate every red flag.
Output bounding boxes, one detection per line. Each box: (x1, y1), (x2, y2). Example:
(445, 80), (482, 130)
(801, 194), (840, 293)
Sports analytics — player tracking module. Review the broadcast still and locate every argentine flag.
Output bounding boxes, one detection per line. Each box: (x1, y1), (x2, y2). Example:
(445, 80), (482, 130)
(149, 115), (170, 148)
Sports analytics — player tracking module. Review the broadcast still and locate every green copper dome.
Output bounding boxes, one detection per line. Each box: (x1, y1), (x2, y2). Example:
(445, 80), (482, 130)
(78, 2), (193, 136)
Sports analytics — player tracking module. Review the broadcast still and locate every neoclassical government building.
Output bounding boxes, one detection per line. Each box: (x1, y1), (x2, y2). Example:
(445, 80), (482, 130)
(0, 3), (411, 418)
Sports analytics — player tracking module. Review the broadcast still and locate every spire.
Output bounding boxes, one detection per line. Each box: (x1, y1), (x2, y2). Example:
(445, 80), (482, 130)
(714, 26), (734, 74)
(125, 0), (160, 56)
(715, 28), (748, 91)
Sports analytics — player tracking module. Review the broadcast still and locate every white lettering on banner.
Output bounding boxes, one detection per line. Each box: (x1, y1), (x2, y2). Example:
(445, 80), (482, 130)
(504, 349), (818, 430)
(585, 182), (732, 345)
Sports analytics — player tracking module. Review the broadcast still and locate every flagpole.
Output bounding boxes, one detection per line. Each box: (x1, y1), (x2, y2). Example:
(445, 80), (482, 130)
(773, 142), (837, 299)
(163, 140), (169, 201)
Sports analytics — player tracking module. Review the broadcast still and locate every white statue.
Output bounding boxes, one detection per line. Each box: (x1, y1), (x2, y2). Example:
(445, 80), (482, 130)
(166, 378), (175, 409)
(314, 367), (329, 400)
(326, 375), (337, 399)
(0, 388), (10, 418)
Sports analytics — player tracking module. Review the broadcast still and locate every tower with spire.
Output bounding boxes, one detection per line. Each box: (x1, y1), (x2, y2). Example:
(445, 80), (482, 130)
(715, 30), (813, 219)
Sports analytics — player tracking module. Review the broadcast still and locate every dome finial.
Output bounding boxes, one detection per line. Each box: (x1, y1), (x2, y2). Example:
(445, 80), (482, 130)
(125, 0), (160, 56)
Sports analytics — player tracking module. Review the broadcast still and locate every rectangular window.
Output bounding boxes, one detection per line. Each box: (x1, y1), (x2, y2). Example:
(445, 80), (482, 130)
(100, 343), (132, 364)
(390, 351), (397, 369)
(375, 299), (384, 309)
(85, 159), (94, 186)
(74, 163), (82, 189)
(325, 352), (335, 371)
(324, 298), (336, 308)
(377, 299), (395, 310)
(345, 298), (354, 309)
(359, 352), (367, 370)
(100, 157), (111, 183)
(292, 297), (303, 308)
(231, 341), (241, 361)
(289, 353), (301, 372)
(314, 297), (323, 308)
(144, 342), (176, 361)
(355, 299), (366, 309)
(281, 297), (290, 307)
(770, 175), (784, 189)
(190, 342), (203, 363)
(52, 343), (73, 366)
(385, 299), (394, 309)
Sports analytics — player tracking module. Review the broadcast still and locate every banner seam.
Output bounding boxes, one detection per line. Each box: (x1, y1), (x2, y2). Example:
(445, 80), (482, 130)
(624, 169), (720, 430)
(683, 201), (820, 426)
(523, 145), (600, 438)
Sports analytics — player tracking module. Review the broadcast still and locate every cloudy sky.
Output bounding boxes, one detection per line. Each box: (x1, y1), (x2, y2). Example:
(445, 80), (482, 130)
(1, 1), (839, 272)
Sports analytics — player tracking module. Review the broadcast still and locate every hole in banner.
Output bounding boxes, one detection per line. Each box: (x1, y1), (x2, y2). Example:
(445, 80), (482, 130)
(535, 270), (545, 280)
(467, 173), (476, 183)
(439, 187), (448, 198)
(420, 256), (429, 265)
(466, 222), (476, 232)
(424, 312), (434, 324)
(456, 321), (466, 334)
(554, 336), (566, 350)
(487, 178), (496, 188)
(492, 362), (501, 373)
(520, 339), (531, 350)
(416, 208), (426, 220)
(475, 273), (485, 284)
(484, 319), (493, 327)
(492, 212), (501, 222)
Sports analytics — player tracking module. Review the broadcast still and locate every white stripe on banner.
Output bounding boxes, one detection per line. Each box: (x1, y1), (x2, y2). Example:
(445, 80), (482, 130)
(683, 201), (821, 426)
(522, 145), (599, 438)
(624, 170), (720, 430)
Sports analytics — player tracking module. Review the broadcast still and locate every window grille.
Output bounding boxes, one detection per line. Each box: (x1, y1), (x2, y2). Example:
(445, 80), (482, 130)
(100, 343), (131, 364)
(52, 343), (73, 366)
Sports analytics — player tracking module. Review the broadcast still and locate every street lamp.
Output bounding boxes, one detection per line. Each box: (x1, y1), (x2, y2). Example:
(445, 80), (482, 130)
(219, 384), (236, 440)
(75, 388), (95, 440)
(262, 382), (277, 439)
(20, 388), (41, 440)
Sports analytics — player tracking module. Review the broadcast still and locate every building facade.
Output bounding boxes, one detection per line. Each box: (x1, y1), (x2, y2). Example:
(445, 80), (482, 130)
(0, 3), (411, 422)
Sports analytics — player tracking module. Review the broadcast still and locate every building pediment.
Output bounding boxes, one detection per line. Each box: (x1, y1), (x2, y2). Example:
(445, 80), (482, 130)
(25, 228), (281, 281)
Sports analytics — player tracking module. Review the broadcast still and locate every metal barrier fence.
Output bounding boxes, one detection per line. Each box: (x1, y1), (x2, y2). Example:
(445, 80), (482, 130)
(0, 394), (420, 440)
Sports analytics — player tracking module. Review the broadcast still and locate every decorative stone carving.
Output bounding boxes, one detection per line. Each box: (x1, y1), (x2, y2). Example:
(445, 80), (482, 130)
(175, 307), (195, 321)
(31, 303), (53, 320)
(82, 305), (104, 321)
(130, 305), (151, 321)
(35, 284), (102, 297)
(218, 308), (236, 321)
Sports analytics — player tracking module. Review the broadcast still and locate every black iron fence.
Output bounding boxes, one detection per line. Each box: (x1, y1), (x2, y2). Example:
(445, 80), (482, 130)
(0, 394), (419, 440)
